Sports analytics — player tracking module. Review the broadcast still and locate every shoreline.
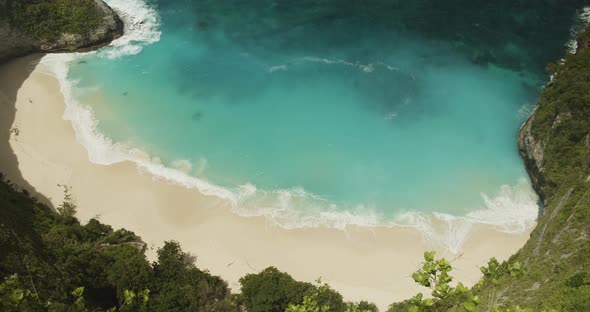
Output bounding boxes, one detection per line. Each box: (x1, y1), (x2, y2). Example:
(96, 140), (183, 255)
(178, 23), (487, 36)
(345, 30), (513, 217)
(41, 51), (539, 247)
(0, 55), (534, 310)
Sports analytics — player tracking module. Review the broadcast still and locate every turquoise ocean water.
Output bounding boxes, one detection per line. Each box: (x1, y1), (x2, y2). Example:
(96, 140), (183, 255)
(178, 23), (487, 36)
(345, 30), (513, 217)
(53, 0), (590, 234)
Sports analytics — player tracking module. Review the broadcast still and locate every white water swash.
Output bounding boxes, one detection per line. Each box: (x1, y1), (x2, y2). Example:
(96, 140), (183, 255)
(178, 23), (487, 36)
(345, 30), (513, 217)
(31, 0), (589, 254)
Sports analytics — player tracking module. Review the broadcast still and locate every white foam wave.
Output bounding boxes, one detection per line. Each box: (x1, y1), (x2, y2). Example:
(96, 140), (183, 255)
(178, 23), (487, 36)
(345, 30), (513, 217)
(301, 56), (383, 73)
(269, 65), (288, 73)
(35, 0), (235, 202)
(43, 52), (539, 251)
(517, 102), (535, 119)
(172, 159), (193, 174)
(98, 0), (161, 59)
(36, 0), (538, 255)
(583, 7), (590, 23)
(227, 178), (537, 255)
(396, 212), (474, 254)
(38, 54), (237, 201)
(468, 178), (538, 232)
(566, 7), (590, 54)
(385, 112), (398, 120)
(394, 178), (538, 253)
(223, 177), (539, 255)
(195, 157), (208, 175)
(231, 186), (383, 230)
(40, 53), (539, 253)
(268, 57), (399, 74)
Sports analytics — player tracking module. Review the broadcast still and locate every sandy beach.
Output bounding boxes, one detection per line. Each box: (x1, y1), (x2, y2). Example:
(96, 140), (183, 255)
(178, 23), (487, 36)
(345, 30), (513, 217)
(0, 55), (533, 310)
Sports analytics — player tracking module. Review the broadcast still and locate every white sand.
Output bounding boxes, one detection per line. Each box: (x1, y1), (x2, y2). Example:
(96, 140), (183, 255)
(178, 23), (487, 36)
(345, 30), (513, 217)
(0, 56), (533, 310)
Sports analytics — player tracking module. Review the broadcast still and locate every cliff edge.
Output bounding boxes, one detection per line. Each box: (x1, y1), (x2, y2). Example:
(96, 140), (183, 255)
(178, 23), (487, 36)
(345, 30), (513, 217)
(475, 25), (590, 310)
(518, 113), (547, 206)
(0, 0), (123, 63)
(518, 26), (590, 208)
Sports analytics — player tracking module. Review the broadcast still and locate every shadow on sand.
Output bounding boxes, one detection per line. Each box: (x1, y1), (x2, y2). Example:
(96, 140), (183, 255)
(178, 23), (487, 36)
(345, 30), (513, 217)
(0, 54), (54, 208)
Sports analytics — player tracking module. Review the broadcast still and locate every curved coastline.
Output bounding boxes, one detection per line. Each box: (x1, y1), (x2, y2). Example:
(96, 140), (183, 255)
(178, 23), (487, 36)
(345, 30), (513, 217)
(47, 47), (540, 252)
(0, 52), (535, 312)
(9, 0), (590, 309)
(37, 0), (540, 251)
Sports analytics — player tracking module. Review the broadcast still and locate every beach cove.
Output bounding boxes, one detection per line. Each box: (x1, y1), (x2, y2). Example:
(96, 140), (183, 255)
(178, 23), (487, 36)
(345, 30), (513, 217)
(0, 55), (533, 310)
(3, 0), (590, 309)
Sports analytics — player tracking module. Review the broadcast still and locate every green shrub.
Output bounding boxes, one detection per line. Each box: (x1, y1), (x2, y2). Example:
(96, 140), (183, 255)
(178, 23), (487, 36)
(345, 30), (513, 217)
(240, 267), (314, 312)
(0, 0), (105, 40)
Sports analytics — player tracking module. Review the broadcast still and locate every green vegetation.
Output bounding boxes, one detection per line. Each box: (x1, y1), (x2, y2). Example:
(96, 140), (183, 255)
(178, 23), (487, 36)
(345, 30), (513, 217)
(285, 279), (377, 312)
(397, 24), (590, 312)
(0, 176), (234, 311)
(0, 3), (589, 311)
(407, 251), (481, 312)
(467, 25), (590, 311)
(240, 267), (315, 312)
(532, 27), (590, 198)
(0, 0), (105, 40)
(386, 252), (525, 312)
(385, 25), (590, 312)
(0, 176), (375, 311)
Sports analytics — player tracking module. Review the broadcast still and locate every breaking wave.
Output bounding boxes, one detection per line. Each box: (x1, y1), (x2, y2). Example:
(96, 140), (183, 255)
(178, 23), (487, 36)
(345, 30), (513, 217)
(566, 6), (590, 54)
(35, 0), (540, 254)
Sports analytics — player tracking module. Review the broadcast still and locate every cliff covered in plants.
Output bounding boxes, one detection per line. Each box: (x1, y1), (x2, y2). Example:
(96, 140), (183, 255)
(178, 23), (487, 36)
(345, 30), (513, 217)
(0, 0), (123, 62)
(491, 24), (590, 310)
(0, 177), (374, 311)
(1, 2), (590, 311)
(414, 24), (590, 312)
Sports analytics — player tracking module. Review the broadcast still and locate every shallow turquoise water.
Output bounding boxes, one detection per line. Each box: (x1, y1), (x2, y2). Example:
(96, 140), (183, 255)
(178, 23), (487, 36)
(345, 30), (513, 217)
(67, 1), (587, 222)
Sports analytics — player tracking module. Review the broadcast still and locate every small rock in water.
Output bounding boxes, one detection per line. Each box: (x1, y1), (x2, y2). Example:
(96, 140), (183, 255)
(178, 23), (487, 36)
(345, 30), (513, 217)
(192, 111), (204, 121)
(122, 91), (128, 96)
(196, 20), (209, 30)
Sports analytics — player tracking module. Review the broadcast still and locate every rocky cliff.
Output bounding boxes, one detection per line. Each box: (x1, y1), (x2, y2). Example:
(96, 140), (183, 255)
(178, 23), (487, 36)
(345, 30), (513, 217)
(518, 113), (547, 207)
(0, 0), (123, 63)
(475, 25), (590, 310)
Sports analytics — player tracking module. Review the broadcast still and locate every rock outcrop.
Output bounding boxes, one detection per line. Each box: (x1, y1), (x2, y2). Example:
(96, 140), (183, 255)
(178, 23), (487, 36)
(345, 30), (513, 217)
(0, 0), (123, 63)
(481, 23), (590, 310)
(518, 21), (590, 209)
(518, 112), (547, 206)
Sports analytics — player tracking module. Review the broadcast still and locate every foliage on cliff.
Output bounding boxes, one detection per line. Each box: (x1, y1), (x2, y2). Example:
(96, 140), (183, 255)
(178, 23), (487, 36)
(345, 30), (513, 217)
(0, 0), (104, 40)
(422, 25), (590, 312)
(1, 2), (590, 311)
(490, 25), (590, 311)
(0, 176), (375, 311)
(532, 26), (590, 199)
(0, 176), (237, 311)
(238, 268), (373, 312)
(383, 24), (590, 312)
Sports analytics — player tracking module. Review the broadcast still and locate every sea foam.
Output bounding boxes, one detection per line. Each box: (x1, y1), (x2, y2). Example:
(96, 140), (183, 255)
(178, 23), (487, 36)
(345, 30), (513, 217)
(97, 0), (161, 59)
(35, 0), (540, 254)
(395, 178), (537, 253)
(566, 7), (590, 54)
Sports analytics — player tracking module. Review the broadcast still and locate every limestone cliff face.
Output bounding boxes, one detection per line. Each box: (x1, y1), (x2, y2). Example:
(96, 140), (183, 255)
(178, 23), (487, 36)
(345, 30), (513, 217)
(518, 26), (590, 209)
(0, 0), (123, 63)
(518, 113), (547, 206)
(481, 25), (590, 310)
